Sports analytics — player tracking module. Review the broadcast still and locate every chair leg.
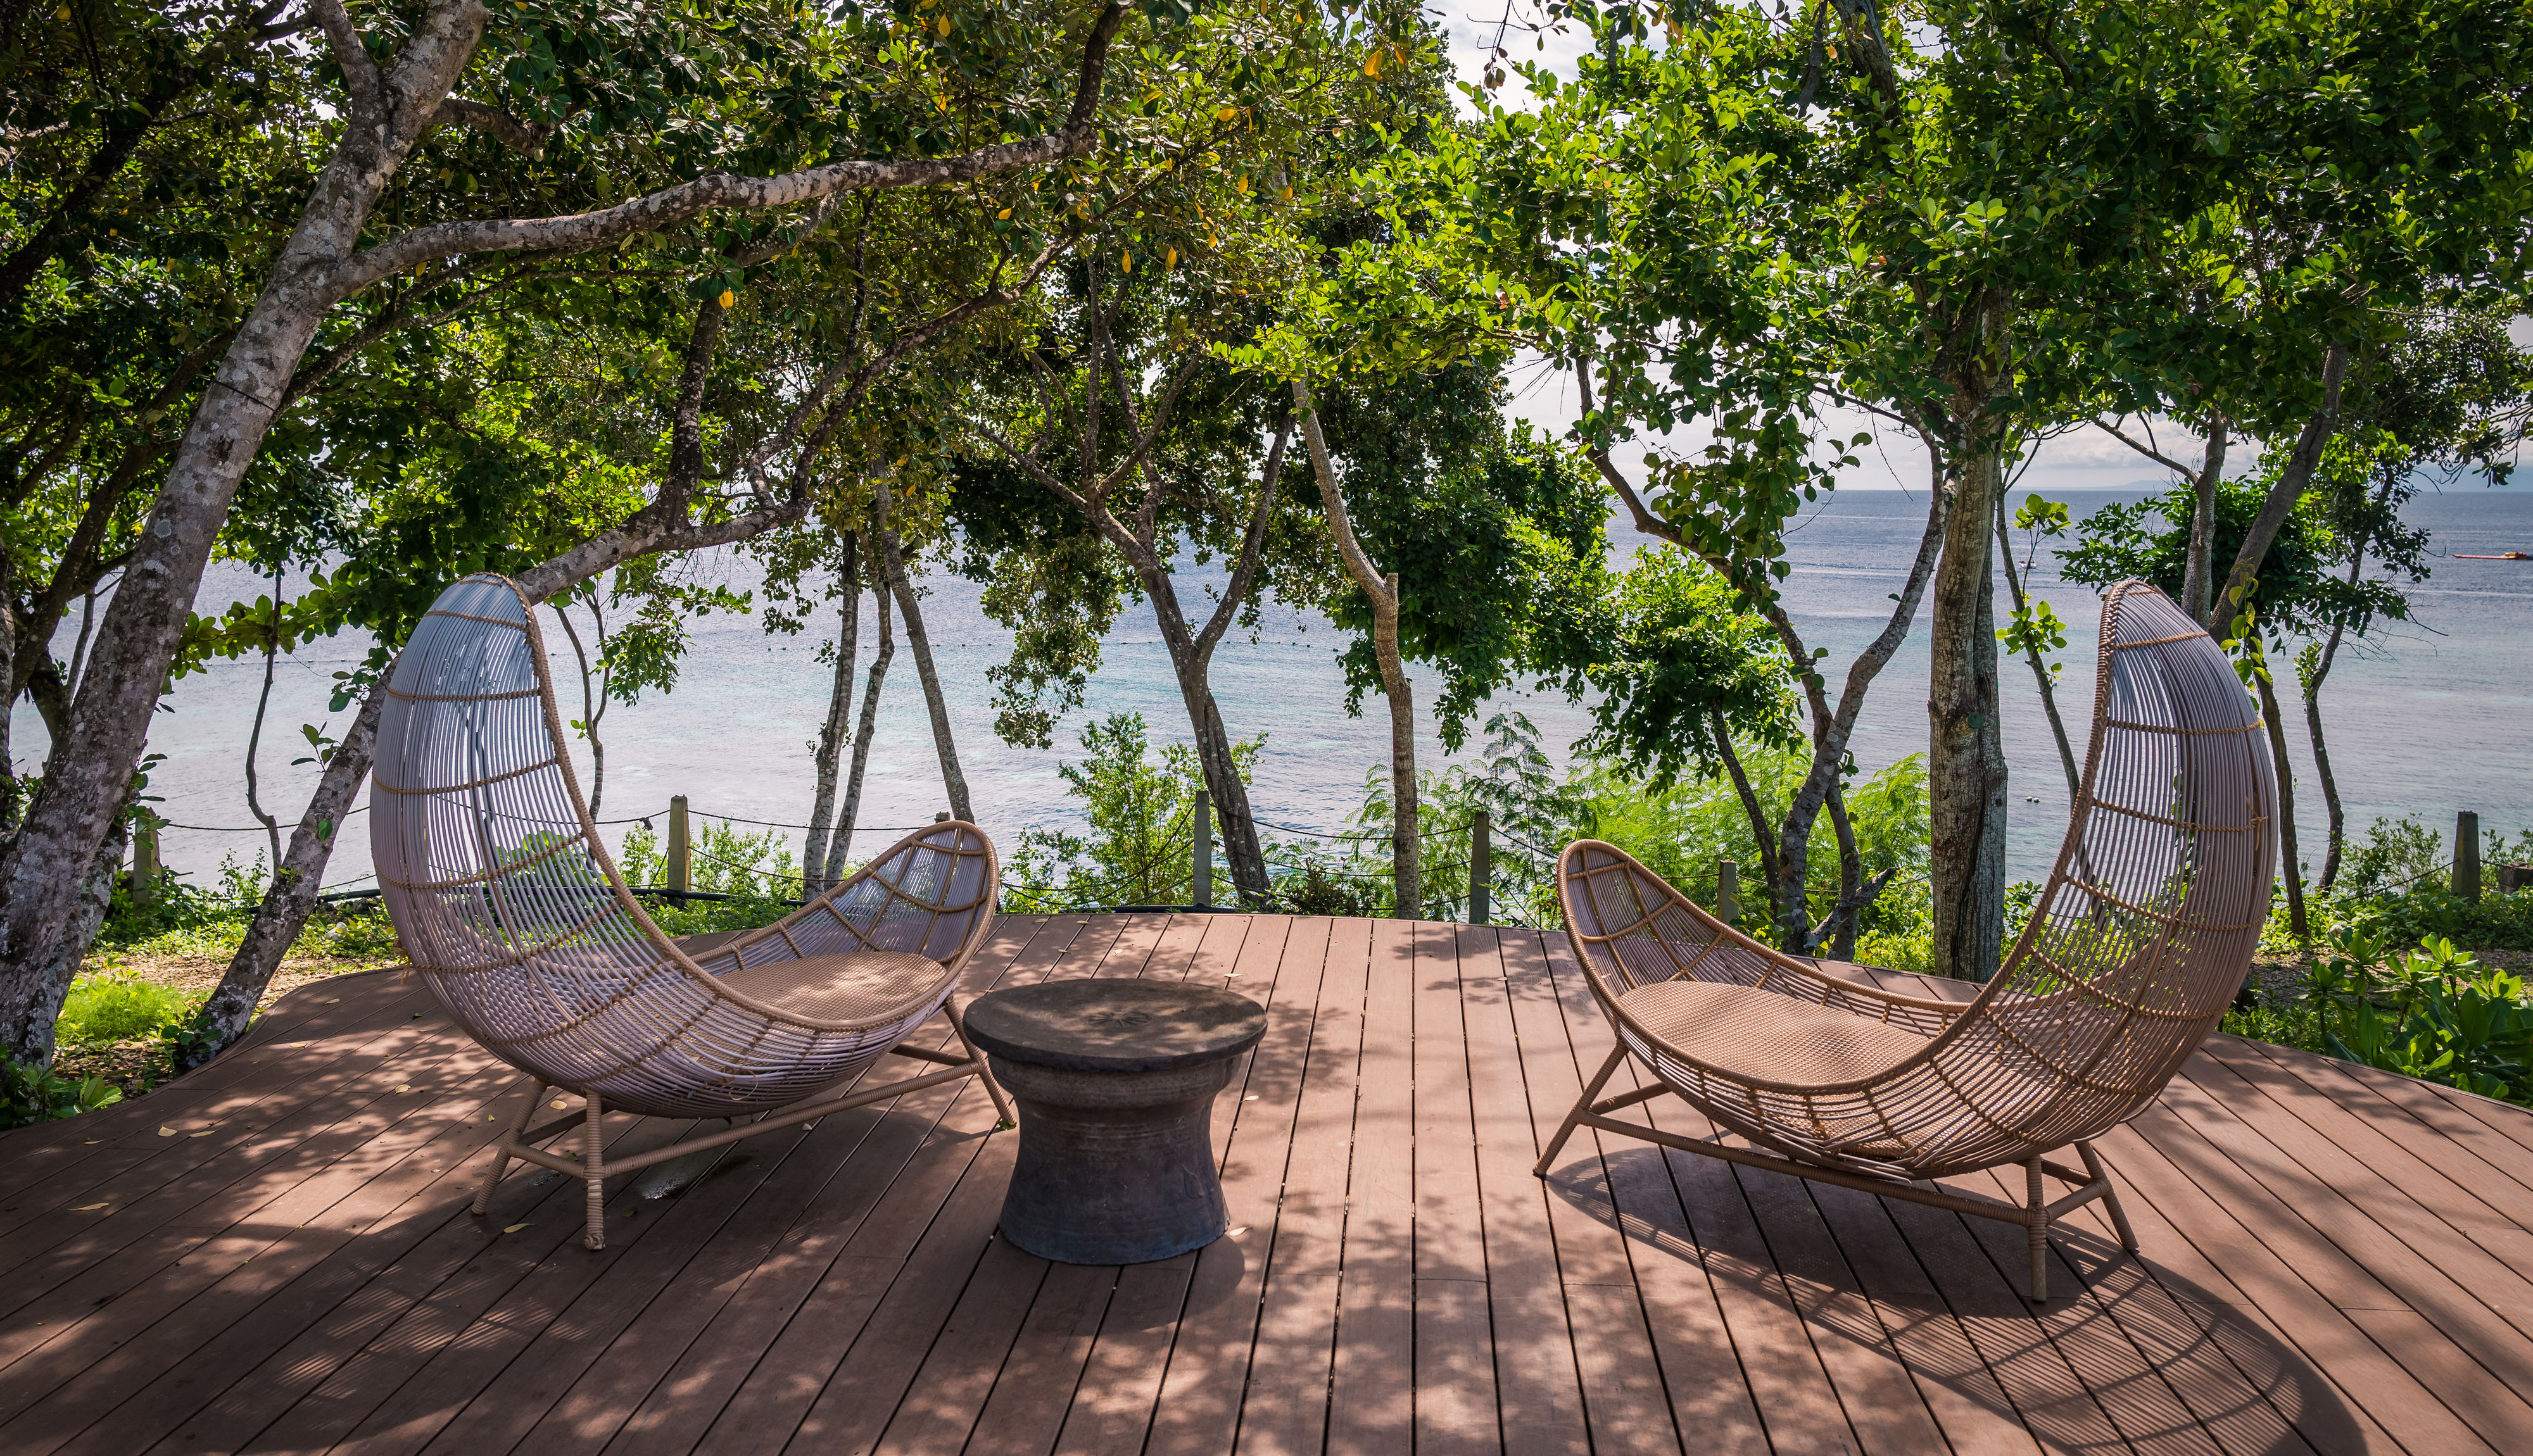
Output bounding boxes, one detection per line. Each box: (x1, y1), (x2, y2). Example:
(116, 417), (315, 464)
(583, 1095), (608, 1252)
(2026, 1156), (2050, 1304)
(1535, 1043), (1630, 1177)
(947, 993), (1015, 1127)
(2076, 1139), (2140, 1252)
(473, 1077), (544, 1215)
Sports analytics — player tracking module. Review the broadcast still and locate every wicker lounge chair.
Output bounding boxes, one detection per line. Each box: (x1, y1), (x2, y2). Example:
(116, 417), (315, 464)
(371, 573), (1011, 1250)
(1539, 580), (2275, 1300)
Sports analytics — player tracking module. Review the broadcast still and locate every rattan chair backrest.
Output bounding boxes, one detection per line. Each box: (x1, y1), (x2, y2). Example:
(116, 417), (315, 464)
(1560, 580), (2275, 1171)
(370, 574), (995, 1118)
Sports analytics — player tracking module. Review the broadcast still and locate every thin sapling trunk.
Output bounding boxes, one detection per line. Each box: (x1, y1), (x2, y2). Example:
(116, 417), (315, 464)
(1297, 384), (1418, 917)
(803, 533), (861, 894)
(876, 485), (971, 824)
(831, 549), (895, 887)
(2304, 532), (2375, 891)
(551, 592), (610, 820)
(1995, 497), (2079, 797)
(244, 563), (284, 873)
(2257, 668), (2308, 942)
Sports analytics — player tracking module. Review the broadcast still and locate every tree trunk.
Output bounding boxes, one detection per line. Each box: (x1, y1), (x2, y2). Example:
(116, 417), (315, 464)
(2305, 661), (2346, 893)
(1995, 496), (2080, 798)
(1296, 386), (1417, 917)
(1712, 718), (1781, 895)
(1375, 571), (1420, 917)
(2257, 670), (2306, 941)
(244, 567), (285, 872)
(1823, 781), (1864, 962)
(831, 557), (895, 886)
(2305, 524), (2376, 891)
(2180, 415), (2228, 624)
(1930, 443), (2010, 983)
(0, 0), (488, 1066)
(21, 803), (130, 1069)
(803, 535), (861, 894)
(2211, 342), (2352, 632)
(1138, 575), (1272, 905)
(175, 677), (387, 1071)
(876, 488), (971, 824)
(1576, 354), (1950, 955)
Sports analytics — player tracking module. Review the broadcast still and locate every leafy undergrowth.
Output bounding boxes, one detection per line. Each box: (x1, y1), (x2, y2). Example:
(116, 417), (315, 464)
(2223, 929), (2533, 1108)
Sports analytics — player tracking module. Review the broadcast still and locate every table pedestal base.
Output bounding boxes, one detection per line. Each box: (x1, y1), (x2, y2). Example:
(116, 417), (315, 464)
(989, 1055), (1236, 1265)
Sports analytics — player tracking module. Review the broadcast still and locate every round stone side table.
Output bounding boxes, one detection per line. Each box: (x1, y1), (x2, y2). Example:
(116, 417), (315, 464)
(963, 979), (1266, 1265)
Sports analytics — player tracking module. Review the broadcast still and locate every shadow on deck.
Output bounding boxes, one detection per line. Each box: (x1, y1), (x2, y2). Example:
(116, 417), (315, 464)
(3, 912), (2529, 1453)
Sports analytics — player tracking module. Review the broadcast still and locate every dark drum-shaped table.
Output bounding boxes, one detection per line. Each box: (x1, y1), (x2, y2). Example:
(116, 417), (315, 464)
(964, 979), (1267, 1265)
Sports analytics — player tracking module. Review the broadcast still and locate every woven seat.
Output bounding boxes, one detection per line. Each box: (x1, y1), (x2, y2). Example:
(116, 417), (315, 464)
(1617, 979), (1931, 1086)
(370, 573), (1012, 1250)
(1538, 580), (2276, 1301)
(717, 951), (953, 1025)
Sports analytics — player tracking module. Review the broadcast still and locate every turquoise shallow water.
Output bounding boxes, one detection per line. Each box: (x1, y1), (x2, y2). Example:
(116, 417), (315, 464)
(22, 486), (2531, 894)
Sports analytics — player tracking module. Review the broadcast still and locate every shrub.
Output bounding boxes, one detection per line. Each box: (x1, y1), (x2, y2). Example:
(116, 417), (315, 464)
(56, 972), (194, 1044)
(1006, 712), (1260, 911)
(1, 1056), (123, 1129)
(2229, 922), (2533, 1108)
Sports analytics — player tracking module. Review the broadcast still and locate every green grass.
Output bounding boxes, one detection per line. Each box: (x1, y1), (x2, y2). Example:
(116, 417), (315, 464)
(56, 972), (196, 1044)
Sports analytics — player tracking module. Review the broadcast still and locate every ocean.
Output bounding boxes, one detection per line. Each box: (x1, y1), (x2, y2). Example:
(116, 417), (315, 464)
(18, 486), (2530, 896)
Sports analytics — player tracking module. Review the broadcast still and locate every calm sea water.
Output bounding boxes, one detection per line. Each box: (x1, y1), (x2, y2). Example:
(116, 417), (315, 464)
(20, 486), (2530, 894)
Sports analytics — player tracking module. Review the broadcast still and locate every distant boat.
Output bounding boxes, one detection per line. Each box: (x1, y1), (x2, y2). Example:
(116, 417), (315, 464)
(2454, 551), (2532, 559)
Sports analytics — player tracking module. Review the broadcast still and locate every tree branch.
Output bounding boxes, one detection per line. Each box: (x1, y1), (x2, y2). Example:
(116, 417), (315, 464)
(436, 98), (570, 157)
(2090, 414), (2197, 475)
(308, 0), (384, 118)
(1197, 415), (1291, 660)
(318, 2), (1127, 300)
(2213, 341), (2351, 631)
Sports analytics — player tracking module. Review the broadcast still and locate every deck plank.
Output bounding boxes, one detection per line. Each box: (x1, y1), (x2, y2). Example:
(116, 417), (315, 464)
(1235, 914), (1367, 1456)
(1, 915), (2530, 1455)
(1325, 915), (1417, 1455)
(1451, 924), (1592, 1453)
(1142, 914), (1321, 1456)
(1507, 926), (1700, 1454)
(1410, 919), (1498, 1455)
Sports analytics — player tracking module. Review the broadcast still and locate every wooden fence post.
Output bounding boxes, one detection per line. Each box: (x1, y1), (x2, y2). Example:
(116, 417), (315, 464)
(1718, 858), (1740, 924)
(1192, 789), (1213, 908)
(1470, 810), (1492, 925)
(132, 813), (161, 907)
(667, 795), (690, 906)
(2456, 810), (2482, 901)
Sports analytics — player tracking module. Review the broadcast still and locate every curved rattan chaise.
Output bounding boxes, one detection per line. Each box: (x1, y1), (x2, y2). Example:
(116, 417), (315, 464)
(1538, 581), (2275, 1300)
(372, 574), (1011, 1250)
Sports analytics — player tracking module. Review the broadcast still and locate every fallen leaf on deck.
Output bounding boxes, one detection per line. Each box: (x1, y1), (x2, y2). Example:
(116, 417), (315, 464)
(548, 1099), (567, 1109)
(393, 1084), (412, 1093)
(73, 1203), (107, 1211)
(158, 1127), (176, 1137)
(503, 1223), (529, 1233)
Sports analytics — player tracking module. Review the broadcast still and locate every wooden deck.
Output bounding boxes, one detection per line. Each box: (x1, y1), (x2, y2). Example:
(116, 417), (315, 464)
(6, 912), (2533, 1454)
